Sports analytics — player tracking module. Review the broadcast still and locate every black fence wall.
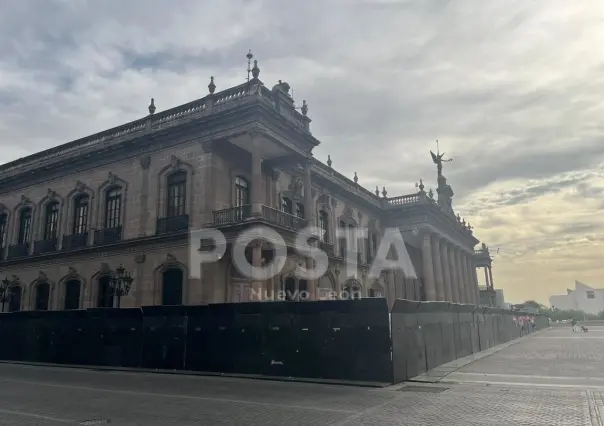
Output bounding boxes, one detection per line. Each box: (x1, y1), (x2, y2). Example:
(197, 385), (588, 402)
(0, 298), (393, 383)
(0, 298), (548, 384)
(391, 299), (548, 382)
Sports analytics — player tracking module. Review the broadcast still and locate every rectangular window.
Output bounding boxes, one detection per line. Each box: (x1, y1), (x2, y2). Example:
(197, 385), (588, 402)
(587, 291), (595, 299)
(73, 196), (89, 235)
(44, 203), (60, 240)
(105, 189), (122, 229)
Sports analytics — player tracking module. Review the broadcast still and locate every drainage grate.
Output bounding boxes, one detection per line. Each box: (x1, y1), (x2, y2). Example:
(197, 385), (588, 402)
(397, 385), (449, 393)
(79, 420), (111, 425)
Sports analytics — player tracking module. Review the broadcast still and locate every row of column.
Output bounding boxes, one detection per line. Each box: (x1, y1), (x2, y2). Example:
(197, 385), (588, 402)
(422, 234), (479, 304)
(249, 132), (317, 300)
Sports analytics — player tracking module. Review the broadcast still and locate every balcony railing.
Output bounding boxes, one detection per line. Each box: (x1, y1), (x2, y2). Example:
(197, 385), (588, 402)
(261, 206), (307, 230)
(156, 214), (189, 235)
(94, 226), (122, 245)
(213, 205), (252, 225)
(7, 243), (29, 259)
(33, 238), (58, 255)
(62, 233), (88, 250)
(212, 205), (307, 231)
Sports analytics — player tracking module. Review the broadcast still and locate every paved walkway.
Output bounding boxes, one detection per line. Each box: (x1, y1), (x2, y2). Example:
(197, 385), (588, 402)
(0, 326), (602, 425)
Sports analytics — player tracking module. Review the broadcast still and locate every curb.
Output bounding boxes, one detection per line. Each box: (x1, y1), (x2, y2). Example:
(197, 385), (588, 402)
(0, 360), (390, 388)
(407, 327), (552, 383)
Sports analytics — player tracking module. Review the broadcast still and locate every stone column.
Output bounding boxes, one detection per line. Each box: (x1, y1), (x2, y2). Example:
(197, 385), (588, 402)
(138, 156), (151, 237)
(250, 241), (263, 301)
(431, 235), (445, 301)
(134, 253), (146, 306)
(440, 241), (452, 302)
(250, 132), (263, 217)
(488, 266), (494, 289)
(447, 245), (459, 302)
(460, 251), (471, 304)
(464, 254), (475, 305)
(454, 249), (465, 303)
(471, 258), (480, 304)
(386, 269), (396, 309)
(303, 159), (316, 300)
(484, 267), (489, 288)
(421, 234), (436, 301)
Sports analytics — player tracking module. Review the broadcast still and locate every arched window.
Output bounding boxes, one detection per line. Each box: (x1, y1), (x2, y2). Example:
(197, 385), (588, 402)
(162, 268), (183, 305)
(104, 188), (122, 229)
(318, 210), (329, 242)
(8, 285), (21, 312)
(97, 275), (113, 308)
(44, 202), (60, 240)
(17, 208), (32, 245)
(64, 279), (81, 310)
(0, 213), (7, 250)
(318, 275), (335, 300)
(295, 203), (305, 219)
(167, 171), (187, 217)
(281, 197), (292, 215)
(235, 176), (249, 207)
(72, 195), (89, 235)
(34, 281), (50, 311)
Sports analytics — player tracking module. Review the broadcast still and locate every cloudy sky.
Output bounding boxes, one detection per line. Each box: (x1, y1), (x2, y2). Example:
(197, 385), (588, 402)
(1, 0), (603, 304)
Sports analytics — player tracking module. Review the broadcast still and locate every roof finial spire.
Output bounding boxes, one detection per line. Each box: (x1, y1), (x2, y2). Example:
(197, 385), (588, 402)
(148, 98), (156, 115)
(246, 50), (254, 82)
(208, 76), (216, 94)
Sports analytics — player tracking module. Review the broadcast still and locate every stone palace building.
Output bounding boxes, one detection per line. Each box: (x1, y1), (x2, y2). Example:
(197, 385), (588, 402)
(0, 58), (485, 312)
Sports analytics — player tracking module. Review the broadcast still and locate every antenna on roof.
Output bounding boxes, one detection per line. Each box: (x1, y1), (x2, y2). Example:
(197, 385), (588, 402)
(246, 50), (254, 82)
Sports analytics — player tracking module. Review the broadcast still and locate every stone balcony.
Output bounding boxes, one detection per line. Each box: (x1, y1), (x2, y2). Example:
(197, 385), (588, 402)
(212, 205), (307, 232)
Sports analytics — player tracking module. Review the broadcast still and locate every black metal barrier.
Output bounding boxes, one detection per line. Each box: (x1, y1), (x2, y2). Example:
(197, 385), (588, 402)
(0, 298), (547, 384)
(391, 300), (548, 383)
(0, 298), (393, 384)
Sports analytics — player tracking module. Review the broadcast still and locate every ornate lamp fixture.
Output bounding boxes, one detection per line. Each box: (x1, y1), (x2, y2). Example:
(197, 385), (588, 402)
(0, 277), (10, 313)
(110, 265), (134, 308)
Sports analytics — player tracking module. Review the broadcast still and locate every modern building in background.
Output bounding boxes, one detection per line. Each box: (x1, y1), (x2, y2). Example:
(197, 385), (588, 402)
(0, 55), (487, 312)
(550, 281), (604, 315)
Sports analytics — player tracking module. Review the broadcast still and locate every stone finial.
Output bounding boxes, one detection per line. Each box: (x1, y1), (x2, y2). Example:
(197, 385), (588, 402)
(251, 59), (260, 79)
(148, 98), (156, 115)
(375, 186), (380, 196)
(327, 155), (332, 167)
(418, 179), (425, 192)
(353, 172), (358, 184)
(301, 100), (308, 116)
(382, 186), (387, 198)
(462, 218), (466, 226)
(208, 76), (216, 94)
(428, 188), (434, 199)
(456, 213), (461, 222)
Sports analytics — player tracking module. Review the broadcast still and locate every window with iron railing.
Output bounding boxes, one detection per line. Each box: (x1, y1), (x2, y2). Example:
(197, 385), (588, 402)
(235, 176), (249, 207)
(104, 187), (122, 229)
(319, 210), (329, 242)
(17, 208), (32, 245)
(167, 171), (187, 217)
(73, 195), (89, 235)
(44, 202), (60, 240)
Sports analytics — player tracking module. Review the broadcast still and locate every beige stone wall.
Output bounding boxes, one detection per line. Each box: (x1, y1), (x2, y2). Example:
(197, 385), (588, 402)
(0, 138), (393, 311)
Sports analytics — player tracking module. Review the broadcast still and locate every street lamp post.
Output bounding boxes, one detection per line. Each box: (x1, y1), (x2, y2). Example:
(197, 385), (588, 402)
(110, 265), (134, 308)
(0, 277), (11, 313)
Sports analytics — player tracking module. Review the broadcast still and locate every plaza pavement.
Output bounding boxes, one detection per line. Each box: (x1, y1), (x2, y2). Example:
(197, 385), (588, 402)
(0, 326), (602, 425)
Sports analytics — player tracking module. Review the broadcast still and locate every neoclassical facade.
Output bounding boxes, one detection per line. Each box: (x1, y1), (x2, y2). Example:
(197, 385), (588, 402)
(0, 61), (482, 312)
